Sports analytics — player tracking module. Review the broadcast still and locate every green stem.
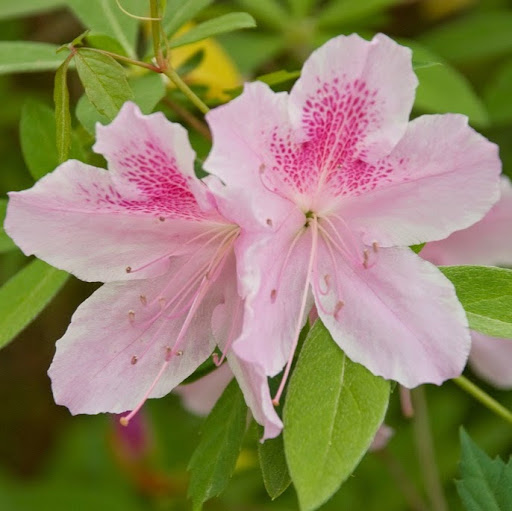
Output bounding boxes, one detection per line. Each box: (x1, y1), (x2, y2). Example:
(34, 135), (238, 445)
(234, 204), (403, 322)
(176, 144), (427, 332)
(149, 0), (165, 68)
(453, 375), (512, 425)
(163, 66), (210, 115)
(411, 386), (448, 511)
(81, 47), (160, 72)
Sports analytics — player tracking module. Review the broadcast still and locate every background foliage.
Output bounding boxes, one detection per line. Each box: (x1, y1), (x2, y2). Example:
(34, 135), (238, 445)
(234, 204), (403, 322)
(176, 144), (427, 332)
(1, 0), (512, 510)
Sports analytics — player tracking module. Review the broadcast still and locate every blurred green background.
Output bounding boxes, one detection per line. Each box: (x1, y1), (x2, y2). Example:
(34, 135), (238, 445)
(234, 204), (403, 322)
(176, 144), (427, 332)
(1, 0), (512, 509)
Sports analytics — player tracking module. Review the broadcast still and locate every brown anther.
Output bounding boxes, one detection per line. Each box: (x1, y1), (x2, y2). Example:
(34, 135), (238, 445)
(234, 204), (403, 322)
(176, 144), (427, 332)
(119, 416), (129, 427)
(372, 241), (379, 253)
(131, 355), (138, 365)
(334, 300), (344, 317)
(159, 216), (165, 222)
(259, 163), (266, 173)
(176, 350), (183, 356)
(128, 310), (135, 322)
(272, 398), (280, 407)
(125, 266), (132, 273)
(165, 346), (172, 360)
(363, 249), (369, 269)
(266, 218), (273, 227)
(139, 295), (147, 306)
(324, 274), (331, 287)
(270, 289), (277, 302)
(158, 297), (166, 308)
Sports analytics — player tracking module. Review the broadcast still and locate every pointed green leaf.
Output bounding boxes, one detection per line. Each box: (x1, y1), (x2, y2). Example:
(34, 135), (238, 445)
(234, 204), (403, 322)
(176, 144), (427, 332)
(21, 98), (83, 178)
(76, 72), (164, 134)
(0, 259), (68, 350)
(284, 320), (390, 511)
(0, 42), (65, 74)
(420, 11), (512, 64)
(86, 33), (127, 57)
(484, 59), (512, 126)
(54, 54), (73, 163)
(317, 0), (402, 27)
(259, 429), (291, 500)
(0, 200), (16, 253)
(67, 0), (141, 58)
(74, 48), (133, 120)
(187, 379), (247, 510)
(286, 0), (316, 18)
(234, 0), (287, 29)
(164, 0), (212, 37)
(170, 12), (256, 48)
(440, 266), (512, 339)
(20, 99), (59, 179)
(0, 0), (64, 19)
(457, 428), (512, 511)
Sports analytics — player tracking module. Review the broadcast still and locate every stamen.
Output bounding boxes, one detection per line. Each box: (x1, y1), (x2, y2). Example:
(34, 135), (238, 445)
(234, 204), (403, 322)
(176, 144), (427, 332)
(372, 241), (379, 253)
(158, 216), (165, 222)
(120, 352), (173, 427)
(333, 300), (344, 320)
(266, 218), (273, 227)
(272, 225), (306, 302)
(126, 266), (132, 273)
(128, 310), (135, 323)
(131, 355), (138, 365)
(139, 295), (147, 306)
(363, 249), (369, 269)
(273, 215), (319, 406)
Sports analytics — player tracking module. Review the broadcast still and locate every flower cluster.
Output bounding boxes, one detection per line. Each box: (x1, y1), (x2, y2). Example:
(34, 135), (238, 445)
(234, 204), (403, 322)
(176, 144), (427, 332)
(5, 34), (502, 440)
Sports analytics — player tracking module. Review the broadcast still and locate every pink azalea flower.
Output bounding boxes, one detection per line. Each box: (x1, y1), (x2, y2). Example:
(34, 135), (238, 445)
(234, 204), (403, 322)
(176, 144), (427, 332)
(422, 177), (512, 388)
(5, 102), (281, 439)
(204, 33), (501, 402)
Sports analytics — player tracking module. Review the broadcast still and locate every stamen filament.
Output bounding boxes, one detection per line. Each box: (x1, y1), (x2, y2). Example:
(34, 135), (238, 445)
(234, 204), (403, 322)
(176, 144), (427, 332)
(273, 215), (318, 406)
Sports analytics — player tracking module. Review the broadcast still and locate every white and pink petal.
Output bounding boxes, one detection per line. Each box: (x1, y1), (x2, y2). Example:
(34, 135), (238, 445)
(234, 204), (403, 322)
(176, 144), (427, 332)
(337, 114), (501, 247)
(312, 245), (471, 387)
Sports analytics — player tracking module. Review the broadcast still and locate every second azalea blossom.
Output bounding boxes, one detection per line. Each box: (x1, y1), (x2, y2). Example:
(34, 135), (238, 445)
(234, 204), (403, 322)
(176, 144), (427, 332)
(422, 176), (512, 389)
(205, 33), (501, 400)
(5, 103), (281, 439)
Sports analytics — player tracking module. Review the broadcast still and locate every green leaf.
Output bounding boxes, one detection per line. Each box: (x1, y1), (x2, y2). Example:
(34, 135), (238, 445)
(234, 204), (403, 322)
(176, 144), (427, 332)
(484, 59), (512, 126)
(86, 33), (127, 57)
(0, 259), (68, 350)
(0, 0), (64, 19)
(20, 99), (59, 180)
(441, 266), (512, 338)
(67, 0), (141, 58)
(74, 48), (133, 120)
(287, 0), (316, 18)
(76, 72), (165, 134)
(176, 49), (205, 76)
(218, 32), (283, 75)
(0, 200), (16, 254)
(0, 42), (65, 74)
(284, 321), (390, 511)
(187, 380), (247, 510)
(226, 69), (300, 98)
(410, 242), (426, 254)
(317, 0), (402, 28)
(170, 12), (256, 48)
(259, 430), (291, 500)
(457, 428), (512, 511)
(21, 98), (83, 178)
(54, 54), (73, 164)
(420, 11), (512, 63)
(164, 0), (212, 37)
(234, 0), (287, 30)
(400, 39), (489, 127)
